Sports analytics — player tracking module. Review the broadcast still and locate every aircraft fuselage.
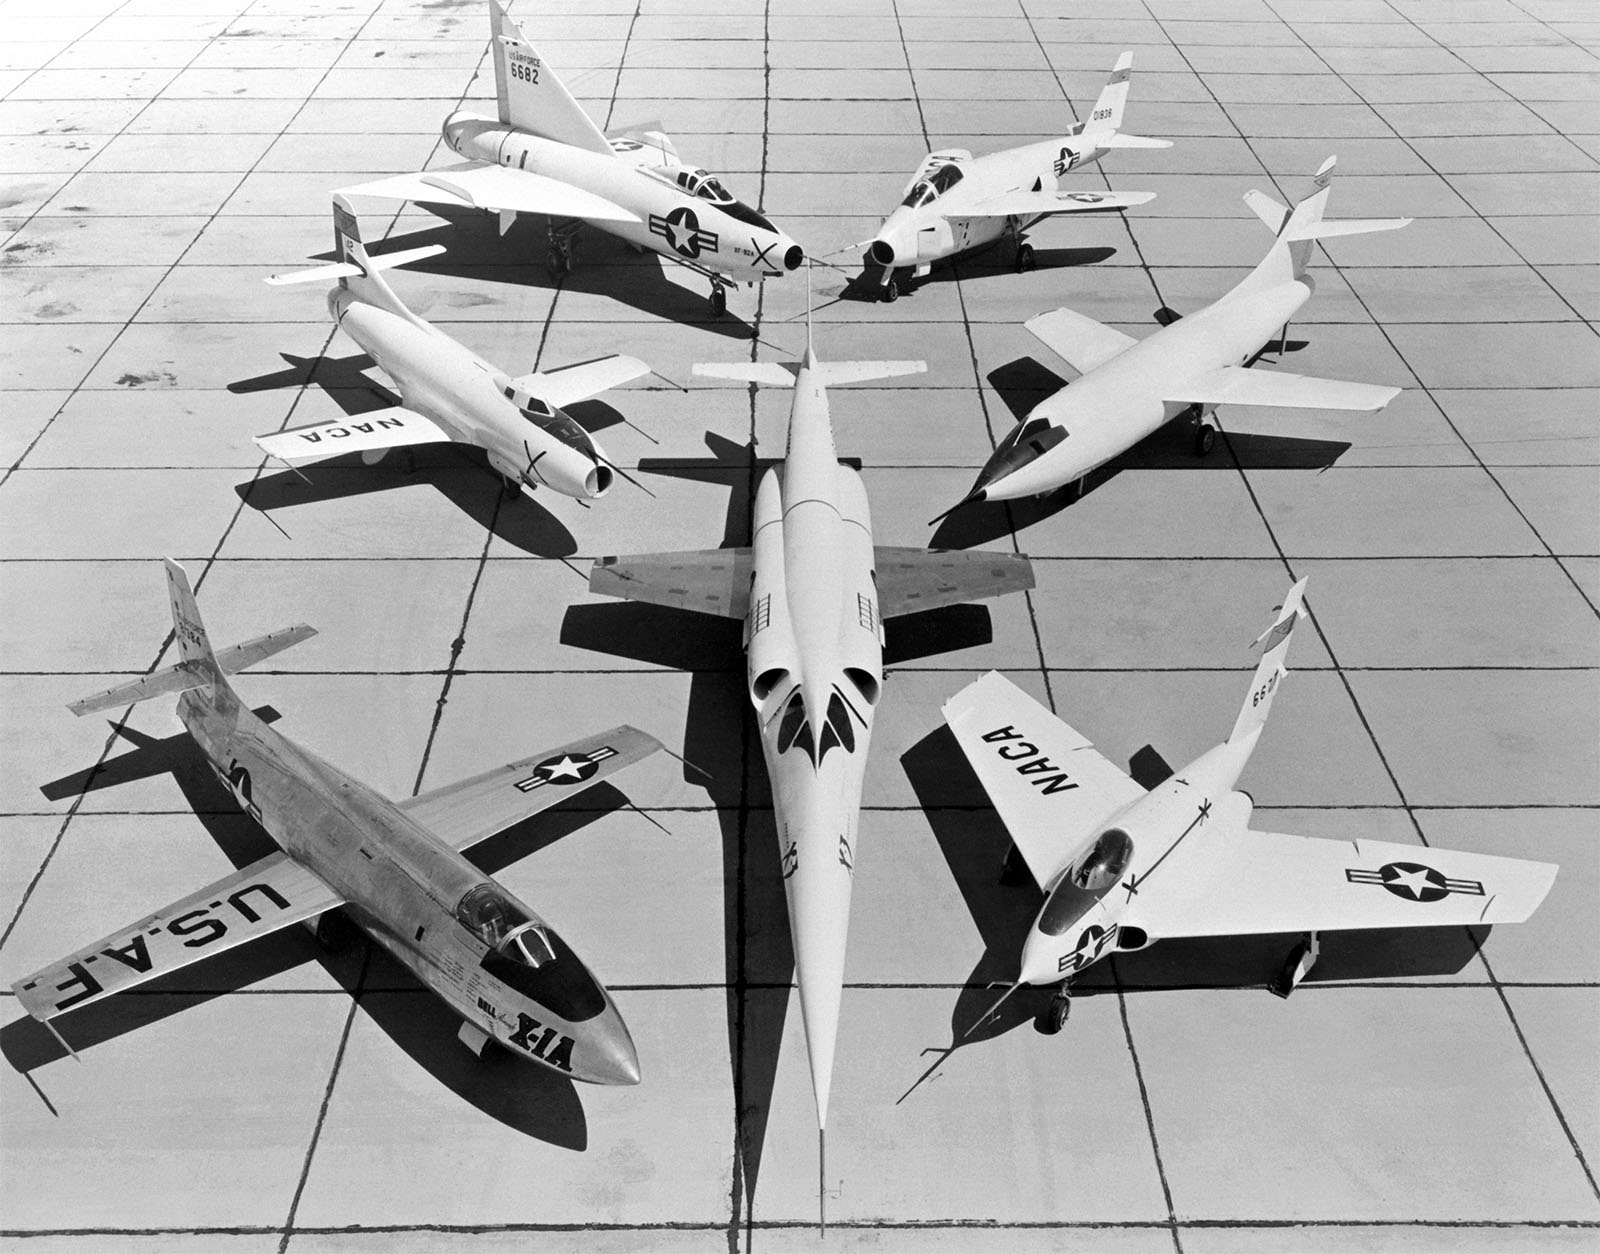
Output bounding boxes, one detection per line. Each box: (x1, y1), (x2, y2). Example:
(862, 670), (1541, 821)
(442, 114), (803, 283)
(175, 680), (639, 1084)
(329, 294), (612, 499)
(980, 278), (1313, 501)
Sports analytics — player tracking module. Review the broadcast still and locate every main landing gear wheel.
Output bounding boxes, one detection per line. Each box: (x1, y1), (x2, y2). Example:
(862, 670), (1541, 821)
(1195, 422), (1217, 456)
(1041, 985), (1072, 1034)
(882, 276), (899, 303)
(1015, 242), (1036, 272)
(710, 282), (727, 316)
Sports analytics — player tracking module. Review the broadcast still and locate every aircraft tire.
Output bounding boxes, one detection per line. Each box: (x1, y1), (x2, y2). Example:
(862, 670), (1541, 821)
(711, 285), (727, 316)
(1016, 243), (1035, 272)
(883, 277), (899, 303)
(1195, 423), (1217, 457)
(1041, 992), (1071, 1034)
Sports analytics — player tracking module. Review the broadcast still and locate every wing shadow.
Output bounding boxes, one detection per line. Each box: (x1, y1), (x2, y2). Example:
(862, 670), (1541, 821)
(7, 711), (652, 1148)
(363, 210), (756, 337)
(236, 453), (580, 559)
(228, 352), (396, 419)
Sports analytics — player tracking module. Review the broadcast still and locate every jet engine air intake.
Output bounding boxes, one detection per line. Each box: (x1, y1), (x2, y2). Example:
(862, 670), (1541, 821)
(844, 667), (880, 706)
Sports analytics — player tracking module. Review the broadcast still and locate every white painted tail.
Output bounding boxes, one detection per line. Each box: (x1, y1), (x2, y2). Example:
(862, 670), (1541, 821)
(1228, 577), (1308, 746)
(490, 0), (613, 156)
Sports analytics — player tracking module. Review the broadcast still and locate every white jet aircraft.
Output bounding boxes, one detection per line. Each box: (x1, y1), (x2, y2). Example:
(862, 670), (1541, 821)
(587, 302), (1035, 1226)
(339, 0), (803, 314)
(13, 560), (662, 1084)
(941, 157), (1411, 518)
(860, 53), (1168, 301)
(257, 195), (654, 502)
(945, 579), (1557, 1033)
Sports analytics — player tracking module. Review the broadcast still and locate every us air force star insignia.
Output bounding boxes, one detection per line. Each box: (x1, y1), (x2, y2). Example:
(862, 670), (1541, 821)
(1345, 861), (1484, 903)
(514, 745), (617, 792)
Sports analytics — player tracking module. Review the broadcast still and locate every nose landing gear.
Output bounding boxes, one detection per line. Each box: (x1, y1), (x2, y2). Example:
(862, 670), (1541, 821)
(710, 280), (727, 316)
(545, 219), (582, 278)
(1040, 981), (1073, 1034)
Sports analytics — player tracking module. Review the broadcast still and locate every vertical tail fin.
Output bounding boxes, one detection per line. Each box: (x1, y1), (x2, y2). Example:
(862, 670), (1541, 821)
(1084, 52), (1133, 135)
(1239, 157), (1410, 291)
(330, 194), (409, 318)
(489, 0), (614, 156)
(163, 558), (230, 708)
(1228, 577), (1308, 746)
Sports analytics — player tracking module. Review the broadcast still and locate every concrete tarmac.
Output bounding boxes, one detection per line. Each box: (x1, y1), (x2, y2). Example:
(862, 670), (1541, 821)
(1, 0), (1596, 1250)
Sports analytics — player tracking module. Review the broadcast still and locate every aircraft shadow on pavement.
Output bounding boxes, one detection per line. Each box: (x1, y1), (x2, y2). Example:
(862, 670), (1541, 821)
(832, 245), (1117, 305)
(238, 452), (581, 559)
(357, 209), (755, 338)
(230, 352), (397, 419)
(900, 725), (1489, 1058)
(9, 714), (643, 1149)
(929, 355), (1351, 550)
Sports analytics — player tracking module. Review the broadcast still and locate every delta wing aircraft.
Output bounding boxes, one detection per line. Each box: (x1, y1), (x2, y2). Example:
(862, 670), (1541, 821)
(945, 579), (1557, 1033)
(339, 0), (802, 314)
(257, 196), (655, 502)
(12, 560), (661, 1085)
(859, 53), (1167, 301)
(939, 157), (1411, 518)
(588, 304), (1035, 1224)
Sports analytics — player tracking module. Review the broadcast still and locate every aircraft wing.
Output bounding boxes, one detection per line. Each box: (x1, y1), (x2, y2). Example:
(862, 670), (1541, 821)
(1125, 828), (1558, 940)
(943, 672), (1146, 889)
(588, 549), (753, 620)
(256, 410), (453, 463)
(399, 726), (664, 852)
(1169, 365), (1400, 412)
(11, 853), (342, 1022)
(1025, 308), (1140, 375)
(513, 355), (652, 409)
(873, 547), (1035, 618)
(339, 162), (641, 225)
(963, 189), (1156, 219)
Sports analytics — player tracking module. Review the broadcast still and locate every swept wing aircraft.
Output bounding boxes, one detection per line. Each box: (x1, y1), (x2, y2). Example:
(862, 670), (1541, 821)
(945, 579), (1557, 1033)
(12, 560), (661, 1085)
(588, 305), (1035, 1224)
(860, 53), (1167, 301)
(339, 0), (803, 315)
(258, 196), (653, 502)
(941, 157), (1411, 517)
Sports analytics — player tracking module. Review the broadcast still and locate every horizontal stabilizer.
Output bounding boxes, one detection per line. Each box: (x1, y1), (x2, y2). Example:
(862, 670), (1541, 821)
(1244, 189), (1289, 232)
(265, 244), (444, 287)
(69, 623), (318, 716)
(339, 163), (640, 225)
(815, 360), (926, 387)
(256, 409), (454, 463)
(966, 188), (1155, 219)
(1093, 133), (1172, 149)
(1285, 216), (1412, 242)
(1170, 365), (1400, 413)
(1024, 307), (1139, 376)
(693, 362), (798, 387)
(515, 355), (652, 408)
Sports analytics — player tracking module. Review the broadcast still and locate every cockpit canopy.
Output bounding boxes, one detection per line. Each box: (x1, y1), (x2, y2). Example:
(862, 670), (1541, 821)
(501, 384), (595, 454)
(1037, 828), (1135, 936)
(456, 883), (606, 1021)
(973, 417), (1068, 492)
(676, 167), (734, 205)
(901, 162), (964, 209)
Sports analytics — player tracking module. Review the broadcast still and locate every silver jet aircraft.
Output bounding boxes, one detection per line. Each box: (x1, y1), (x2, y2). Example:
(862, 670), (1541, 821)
(860, 53), (1167, 301)
(340, 0), (803, 314)
(257, 196), (654, 502)
(12, 560), (660, 1085)
(947, 579), (1557, 1033)
(941, 157), (1411, 517)
(588, 306), (1035, 1222)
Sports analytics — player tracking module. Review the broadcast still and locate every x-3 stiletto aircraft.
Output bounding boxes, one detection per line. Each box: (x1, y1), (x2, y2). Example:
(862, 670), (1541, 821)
(258, 196), (654, 501)
(859, 53), (1167, 300)
(941, 157), (1410, 518)
(339, 0), (803, 314)
(12, 561), (660, 1084)
(946, 579), (1557, 1034)
(588, 299), (1035, 1224)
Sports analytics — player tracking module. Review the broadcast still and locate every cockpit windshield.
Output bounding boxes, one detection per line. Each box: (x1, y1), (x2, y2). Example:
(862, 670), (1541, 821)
(676, 167), (734, 205)
(974, 417), (1068, 489)
(1038, 829), (1135, 936)
(457, 883), (606, 1021)
(900, 162), (964, 208)
(528, 408), (593, 451)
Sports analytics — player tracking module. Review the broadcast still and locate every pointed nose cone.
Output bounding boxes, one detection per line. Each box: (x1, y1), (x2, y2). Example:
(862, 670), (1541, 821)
(794, 918), (847, 1129)
(583, 1004), (642, 1086)
(1018, 936), (1059, 989)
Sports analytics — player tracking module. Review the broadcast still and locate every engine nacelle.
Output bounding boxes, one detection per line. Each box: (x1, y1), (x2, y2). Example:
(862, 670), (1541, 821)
(833, 467), (883, 707)
(485, 447), (606, 501)
(747, 468), (800, 716)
